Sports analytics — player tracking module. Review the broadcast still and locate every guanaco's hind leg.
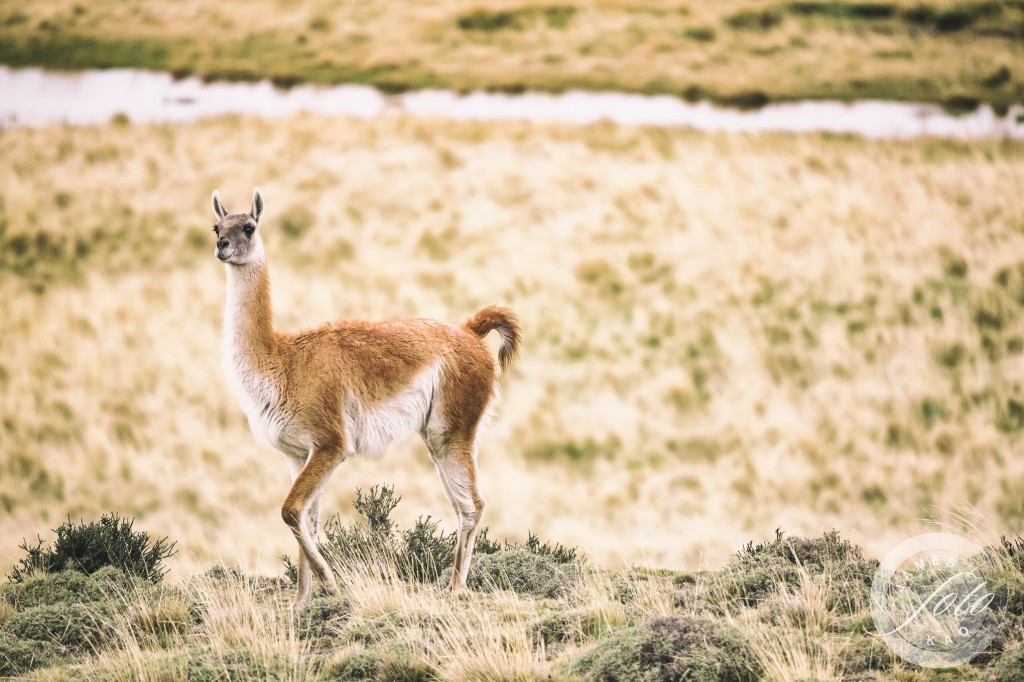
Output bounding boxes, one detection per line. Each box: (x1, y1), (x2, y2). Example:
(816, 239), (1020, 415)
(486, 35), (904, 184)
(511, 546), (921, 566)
(282, 447), (343, 607)
(430, 439), (486, 590)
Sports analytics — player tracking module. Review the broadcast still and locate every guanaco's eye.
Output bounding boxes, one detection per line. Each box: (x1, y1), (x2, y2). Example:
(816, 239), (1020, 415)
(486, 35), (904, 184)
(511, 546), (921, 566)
(212, 225), (220, 235)
(243, 225), (256, 237)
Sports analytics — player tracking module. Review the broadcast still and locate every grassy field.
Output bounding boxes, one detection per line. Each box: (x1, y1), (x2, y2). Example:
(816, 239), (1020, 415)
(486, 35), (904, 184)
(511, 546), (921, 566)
(1, 0), (1024, 109)
(1, 505), (1022, 680)
(1, 113), (1024, 583)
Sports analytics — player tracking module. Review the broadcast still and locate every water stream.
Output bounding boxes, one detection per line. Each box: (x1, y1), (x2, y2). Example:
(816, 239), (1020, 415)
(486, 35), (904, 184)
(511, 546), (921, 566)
(2, 66), (1023, 139)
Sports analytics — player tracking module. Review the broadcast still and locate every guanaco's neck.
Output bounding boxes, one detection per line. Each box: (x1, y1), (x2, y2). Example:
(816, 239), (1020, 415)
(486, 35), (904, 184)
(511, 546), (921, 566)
(223, 251), (277, 366)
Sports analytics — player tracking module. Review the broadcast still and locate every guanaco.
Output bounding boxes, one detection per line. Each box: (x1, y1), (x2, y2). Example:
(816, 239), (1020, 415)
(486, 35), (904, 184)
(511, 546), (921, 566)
(212, 188), (520, 607)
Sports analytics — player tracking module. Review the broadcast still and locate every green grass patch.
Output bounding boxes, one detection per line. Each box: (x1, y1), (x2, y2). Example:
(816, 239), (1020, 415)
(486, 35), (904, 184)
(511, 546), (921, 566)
(725, 9), (784, 30)
(455, 5), (578, 31)
(1, 14), (1022, 107)
(679, 27), (716, 42)
(788, 2), (897, 20)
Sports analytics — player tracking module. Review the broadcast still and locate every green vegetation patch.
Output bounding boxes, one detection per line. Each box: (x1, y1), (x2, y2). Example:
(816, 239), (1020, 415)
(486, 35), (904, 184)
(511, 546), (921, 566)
(0, 33), (174, 71)
(0, 558), (146, 676)
(572, 614), (761, 682)
(788, 2), (897, 19)
(292, 485), (582, 590)
(453, 547), (580, 598)
(714, 529), (877, 613)
(989, 646), (1024, 682)
(724, 0), (1024, 41)
(0, 631), (62, 677)
(2, 601), (110, 650)
(325, 647), (439, 682)
(456, 5), (578, 31)
(0, 566), (141, 609)
(187, 648), (298, 682)
(8, 513), (176, 584)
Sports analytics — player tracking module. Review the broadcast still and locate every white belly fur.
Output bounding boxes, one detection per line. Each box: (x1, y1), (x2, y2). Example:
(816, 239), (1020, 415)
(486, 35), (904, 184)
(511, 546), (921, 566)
(227, 354), (443, 460)
(344, 360), (442, 459)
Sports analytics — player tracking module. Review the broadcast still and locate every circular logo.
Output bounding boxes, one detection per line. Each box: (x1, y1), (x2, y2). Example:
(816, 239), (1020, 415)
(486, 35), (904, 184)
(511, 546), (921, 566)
(870, 532), (1005, 668)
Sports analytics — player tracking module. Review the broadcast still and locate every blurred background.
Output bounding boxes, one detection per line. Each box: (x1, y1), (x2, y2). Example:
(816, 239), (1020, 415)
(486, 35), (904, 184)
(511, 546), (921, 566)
(1, 0), (1023, 578)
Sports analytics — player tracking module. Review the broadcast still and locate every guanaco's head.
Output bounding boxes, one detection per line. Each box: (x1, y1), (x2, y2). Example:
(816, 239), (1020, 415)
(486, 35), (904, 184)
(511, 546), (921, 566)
(211, 188), (265, 266)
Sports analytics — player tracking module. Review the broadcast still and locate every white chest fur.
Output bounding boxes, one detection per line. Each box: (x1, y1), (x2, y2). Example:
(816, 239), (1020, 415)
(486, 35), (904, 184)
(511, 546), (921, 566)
(222, 261), (308, 457)
(223, 349), (286, 450)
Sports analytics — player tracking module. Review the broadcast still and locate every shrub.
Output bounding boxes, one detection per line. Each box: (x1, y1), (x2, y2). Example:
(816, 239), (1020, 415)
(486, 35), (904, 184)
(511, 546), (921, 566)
(571, 615), (761, 682)
(714, 530), (877, 613)
(984, 545), (1024, 652)
(295, 485), (581, 587)
(0, 631), (62, 676)
(1001, 535), (1024, 572)
(989, 645), (1024, 682)
(839, 636), (894, 675)
(0, 566), (141, 610)
(401, 515), (456, 582)
(328, 649), (382, 681)
(8, 513), (176, 584)
(299, 595), (351, 639)
(2, 602), (110, 651)
(187, 648), (281, 682)
(448, 547), (580, 598)
(533, 607), (610, 646)
(327, 645), (438, 681)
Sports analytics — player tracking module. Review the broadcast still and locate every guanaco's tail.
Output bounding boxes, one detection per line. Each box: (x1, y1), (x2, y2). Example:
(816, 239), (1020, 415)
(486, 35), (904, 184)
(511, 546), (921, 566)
(464, 306), (522, 375)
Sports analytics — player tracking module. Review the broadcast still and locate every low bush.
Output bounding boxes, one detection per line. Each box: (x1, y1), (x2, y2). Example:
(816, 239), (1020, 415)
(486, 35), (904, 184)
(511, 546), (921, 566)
(988, 645), (1024, 682)
(290, 485), (582, 588)
(326, 645), (438, 682)
(839, 636), (894, 675)
(299, 595), (351, 639)
(571, 614), (761, 682)
(2, 601), (111, 651)
(987, 569), (1024, 652)
(1000, 535), (1024, 572)
(8, 513), (176, 584)
(0, 631), (62, 676)
(0, 566), (142, 610)
(187, 648), (283, 682)
(442, 547), (580, 598)
(714, 530), (877, 613)
(329, 649), (382, 681)
(533, 607), (610, 646)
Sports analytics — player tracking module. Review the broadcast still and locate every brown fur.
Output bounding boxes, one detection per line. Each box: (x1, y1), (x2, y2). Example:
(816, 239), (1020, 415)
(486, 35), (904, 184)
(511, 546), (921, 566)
(465, 305), (522, 375)
(213, 188), (520, 606)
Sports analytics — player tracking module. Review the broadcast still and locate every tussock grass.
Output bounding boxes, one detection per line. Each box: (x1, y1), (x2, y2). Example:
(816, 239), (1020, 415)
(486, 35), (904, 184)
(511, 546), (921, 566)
(1, 0), (1024, 106)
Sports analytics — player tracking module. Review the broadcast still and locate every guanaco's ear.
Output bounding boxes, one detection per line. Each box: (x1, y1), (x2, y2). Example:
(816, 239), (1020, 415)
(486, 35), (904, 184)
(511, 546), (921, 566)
(250, 188), (264, 223)
(212, 190), (228, 219)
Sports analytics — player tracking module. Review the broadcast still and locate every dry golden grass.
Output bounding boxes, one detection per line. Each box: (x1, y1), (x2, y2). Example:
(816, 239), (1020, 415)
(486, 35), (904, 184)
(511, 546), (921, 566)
(1, 517), (1018, 679)
(1, 0), (1023, 106)
(1, 113), (1023, 582)
(732, 569), (843, 681)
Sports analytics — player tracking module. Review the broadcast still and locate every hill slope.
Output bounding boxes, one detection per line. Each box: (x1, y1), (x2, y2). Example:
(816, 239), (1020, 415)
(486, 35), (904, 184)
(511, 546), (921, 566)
(1, 0), (1023, 107)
